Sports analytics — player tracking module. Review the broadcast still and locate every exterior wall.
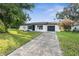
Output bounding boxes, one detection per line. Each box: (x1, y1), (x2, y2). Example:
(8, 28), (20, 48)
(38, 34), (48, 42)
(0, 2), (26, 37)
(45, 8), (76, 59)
(71, 25), (79, 31)
(19, 24), (60, 32)
(19, 25), (28, 31)
(35, 25), (47, 32)
(55, 25), (60, 32)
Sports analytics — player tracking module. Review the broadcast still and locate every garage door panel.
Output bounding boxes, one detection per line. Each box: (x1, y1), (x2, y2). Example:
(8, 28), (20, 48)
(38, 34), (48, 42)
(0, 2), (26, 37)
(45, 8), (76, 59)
(47, 26), (55, 31)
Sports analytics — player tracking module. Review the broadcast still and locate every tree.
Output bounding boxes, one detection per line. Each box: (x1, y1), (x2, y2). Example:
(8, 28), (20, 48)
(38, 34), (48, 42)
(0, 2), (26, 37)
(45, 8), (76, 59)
(56, 3), (79, 21)
(56, 3), (79, 31)
(56, 12), (65, 19)
(59, 19), (74, 31)
(0, 3), (34, 32)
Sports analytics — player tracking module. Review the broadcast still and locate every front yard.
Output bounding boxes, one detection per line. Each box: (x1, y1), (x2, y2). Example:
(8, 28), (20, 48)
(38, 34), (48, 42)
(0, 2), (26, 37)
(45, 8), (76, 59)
(57, 32), (79, 56)
(0, 29), (41, 56)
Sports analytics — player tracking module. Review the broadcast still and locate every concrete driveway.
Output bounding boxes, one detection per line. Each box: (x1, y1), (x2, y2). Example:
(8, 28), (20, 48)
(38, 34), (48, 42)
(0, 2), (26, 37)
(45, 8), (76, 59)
(8, 32), (62, 56)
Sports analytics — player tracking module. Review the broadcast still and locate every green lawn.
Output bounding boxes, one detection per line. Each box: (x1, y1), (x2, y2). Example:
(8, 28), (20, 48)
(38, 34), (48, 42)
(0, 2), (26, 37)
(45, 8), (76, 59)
(0, 29), (41, 56)
(57, 32), (79, 56)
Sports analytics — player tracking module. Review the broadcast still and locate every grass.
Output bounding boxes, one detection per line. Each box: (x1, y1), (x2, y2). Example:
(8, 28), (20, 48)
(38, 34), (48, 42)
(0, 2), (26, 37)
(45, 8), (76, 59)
(0, 29), (41, 56)
(57, 32), (79, 56)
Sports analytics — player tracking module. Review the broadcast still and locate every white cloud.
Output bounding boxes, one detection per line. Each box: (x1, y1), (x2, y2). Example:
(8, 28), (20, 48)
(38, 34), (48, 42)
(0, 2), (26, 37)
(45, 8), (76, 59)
(46, 5), (64, 18)
(47, 5), (64, 12)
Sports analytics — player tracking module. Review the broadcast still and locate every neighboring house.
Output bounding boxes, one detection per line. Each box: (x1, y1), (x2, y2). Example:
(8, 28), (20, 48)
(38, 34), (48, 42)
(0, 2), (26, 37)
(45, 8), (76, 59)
(19, 22), (60, 32)
(71, 23), (79, 31)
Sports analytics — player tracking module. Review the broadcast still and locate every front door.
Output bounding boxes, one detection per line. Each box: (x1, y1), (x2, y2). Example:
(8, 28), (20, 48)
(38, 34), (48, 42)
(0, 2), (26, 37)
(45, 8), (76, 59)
(32, 25), (35, 31)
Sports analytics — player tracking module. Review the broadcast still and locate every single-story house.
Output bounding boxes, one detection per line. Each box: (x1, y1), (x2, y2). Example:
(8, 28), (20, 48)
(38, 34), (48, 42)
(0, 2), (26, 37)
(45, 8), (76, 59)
(19, 22), (60, 32)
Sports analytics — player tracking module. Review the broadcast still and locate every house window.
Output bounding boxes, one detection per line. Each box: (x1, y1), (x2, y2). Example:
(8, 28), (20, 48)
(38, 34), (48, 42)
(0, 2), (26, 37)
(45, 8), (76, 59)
(37, 25), (43, 30)
(28, 25), (32, 29)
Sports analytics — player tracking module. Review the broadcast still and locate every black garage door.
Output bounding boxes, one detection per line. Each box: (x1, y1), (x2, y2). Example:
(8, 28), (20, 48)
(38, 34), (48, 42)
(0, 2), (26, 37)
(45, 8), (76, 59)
(47, 26), (55, 31)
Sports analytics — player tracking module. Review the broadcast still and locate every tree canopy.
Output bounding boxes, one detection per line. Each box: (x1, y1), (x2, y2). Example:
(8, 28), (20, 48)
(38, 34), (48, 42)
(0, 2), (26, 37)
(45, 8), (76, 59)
(59, 19), (74, 31)
(0, 3), (34, 32)
(56, 3), (79, 31)
(56, 3), (79, 21)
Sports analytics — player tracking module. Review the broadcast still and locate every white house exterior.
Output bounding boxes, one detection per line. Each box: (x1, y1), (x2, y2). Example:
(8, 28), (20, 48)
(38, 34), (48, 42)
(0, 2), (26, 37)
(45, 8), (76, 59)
(19, 22), (60, 32)
(71, 23), (79, 31)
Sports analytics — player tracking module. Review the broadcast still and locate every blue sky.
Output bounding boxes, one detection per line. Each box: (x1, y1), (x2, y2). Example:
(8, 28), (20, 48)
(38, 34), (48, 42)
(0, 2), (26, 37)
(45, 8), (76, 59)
(27, 3), (68, 23)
